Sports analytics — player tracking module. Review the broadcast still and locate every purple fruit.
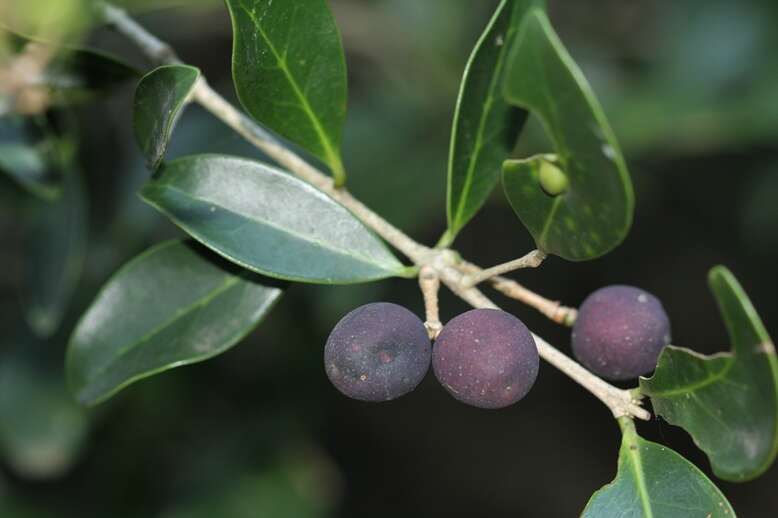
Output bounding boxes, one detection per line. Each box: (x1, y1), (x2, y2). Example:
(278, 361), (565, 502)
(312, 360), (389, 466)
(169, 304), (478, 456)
(432, 309), (539, 409)
(324, 302), (431, 402)
(572, 285), (671, 380)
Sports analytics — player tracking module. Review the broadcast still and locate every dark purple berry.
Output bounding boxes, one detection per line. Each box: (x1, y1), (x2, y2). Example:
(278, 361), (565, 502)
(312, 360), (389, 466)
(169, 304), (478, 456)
(324, 302), (431, 402)
(432, 309), (539, 409)
(572, 285), (671, 380)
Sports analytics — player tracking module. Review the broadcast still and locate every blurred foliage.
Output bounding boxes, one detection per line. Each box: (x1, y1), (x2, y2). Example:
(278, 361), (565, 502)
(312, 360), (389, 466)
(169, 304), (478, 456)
(0, 0), (777, 516)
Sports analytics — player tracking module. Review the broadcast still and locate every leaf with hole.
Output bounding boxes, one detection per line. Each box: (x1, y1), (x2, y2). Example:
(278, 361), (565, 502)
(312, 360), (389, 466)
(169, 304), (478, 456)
(140, 154), (406, 284)
(66, 240), (284, 405)
(133, 64), (200, 170)
(225, 0), (347, 184)
(501, 8), (633, 261)
(443, 0), (541, 242)
(640, 266), (778, 481)
(582, 419), (734, 517)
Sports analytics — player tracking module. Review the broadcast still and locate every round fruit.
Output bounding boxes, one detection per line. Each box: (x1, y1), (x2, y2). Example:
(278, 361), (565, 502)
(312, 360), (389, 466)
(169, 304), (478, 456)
(324, 302), (431, 402)
(572, 285), (671, 380)
(432, 309), (539, 409)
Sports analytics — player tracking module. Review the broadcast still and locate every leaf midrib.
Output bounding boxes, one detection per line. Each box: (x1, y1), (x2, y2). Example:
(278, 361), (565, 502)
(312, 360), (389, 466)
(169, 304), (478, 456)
(646, 353), (734, 398)
(626, 437), (654, 518)
(145, 182), (399, 275)
(238, 0), (341, 172)
(451, 3), (512, 228)
(83, 274), (241, 387)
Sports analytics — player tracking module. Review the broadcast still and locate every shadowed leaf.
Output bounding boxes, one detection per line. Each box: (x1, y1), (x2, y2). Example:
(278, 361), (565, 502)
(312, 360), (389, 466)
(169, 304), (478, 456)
(501, 9), (633, 261)
(133, 64), (200, 170)
(641, 266), (778, 481)
(66, 240), (284, 405)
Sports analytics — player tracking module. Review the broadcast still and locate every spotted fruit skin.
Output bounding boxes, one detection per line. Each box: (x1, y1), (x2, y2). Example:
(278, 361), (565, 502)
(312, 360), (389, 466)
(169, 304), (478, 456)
(433, 309), (539, 409)
(324, 302), (431, 402)
(572, 285), (671, 380)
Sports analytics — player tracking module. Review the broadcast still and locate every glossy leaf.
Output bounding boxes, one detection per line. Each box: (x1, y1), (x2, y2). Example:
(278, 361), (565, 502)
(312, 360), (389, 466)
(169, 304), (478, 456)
(0, 349), (88, 480)
(641, 266), (778, 481)
(582, 419), (734, 518)
(501, 9), (634, 261)
(66, 240), (284, 405)
(225, 0), (347, 184)
(133, 64), (200, 170)
(444, 0), (539, 242)
(141, 154), (406, 284)
(22, 143), (87, 338)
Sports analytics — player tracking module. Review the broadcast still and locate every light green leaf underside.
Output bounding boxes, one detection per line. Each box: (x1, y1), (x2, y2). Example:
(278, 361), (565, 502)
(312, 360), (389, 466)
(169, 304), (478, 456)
(641, 266), (778, 481)
(582, 419), (735, 518)
(225, 0), (347, 184)
(445, 0), (541, 240)
(133, 64), (200, 170)
(501, 8), (634, 261)
(66, 240), (284, 405)
(140, 154), (405, 284)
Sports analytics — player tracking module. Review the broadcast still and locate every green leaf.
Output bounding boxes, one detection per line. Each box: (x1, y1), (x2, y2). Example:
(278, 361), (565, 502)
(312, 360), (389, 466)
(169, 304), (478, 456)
(3, 32), (140, 106)
(444, 0), (540, 242)
(582, 418), (734, 518)
(640, 266), (778, 481)
(66, 239), (284, 405)
(225, 0), (347, 185)
(0, 348), (88, 480)
(501, 9), (634, 261)
(22, 141), (87, 338)
(45, 46), (139, 105)
(0, 117), (60, 200)
(140, 154), (406, 284)
(133, 64), (200, 170)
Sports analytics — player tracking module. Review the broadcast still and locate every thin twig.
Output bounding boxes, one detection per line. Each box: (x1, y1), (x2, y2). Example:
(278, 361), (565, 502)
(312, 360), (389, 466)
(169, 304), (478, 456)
(97, 1), (648, 421)
(463, 249), (546, 287)
(458, 260), (578, 326)
(419, 266), (442, 339)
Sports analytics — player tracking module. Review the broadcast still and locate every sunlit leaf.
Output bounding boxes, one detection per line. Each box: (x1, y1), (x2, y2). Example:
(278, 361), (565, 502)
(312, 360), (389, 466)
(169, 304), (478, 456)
(141, 154), (407, 284)
(133, 64), (200, 170)
(225, 0), (347, 184)
(641, 266), (778, 481)
(501, 8), (633, 261)
(66, 240), (284, 405)
(582, 418), (734, 517)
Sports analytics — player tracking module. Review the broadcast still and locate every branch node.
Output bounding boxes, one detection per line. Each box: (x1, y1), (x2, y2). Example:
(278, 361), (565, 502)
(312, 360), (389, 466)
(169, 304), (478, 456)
(419, 266), (442, 339)
(463, 249), (546, 288)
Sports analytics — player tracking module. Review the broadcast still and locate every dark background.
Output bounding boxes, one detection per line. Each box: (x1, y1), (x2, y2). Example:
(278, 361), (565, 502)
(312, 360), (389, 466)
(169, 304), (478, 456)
(1, 0), (778, 516)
